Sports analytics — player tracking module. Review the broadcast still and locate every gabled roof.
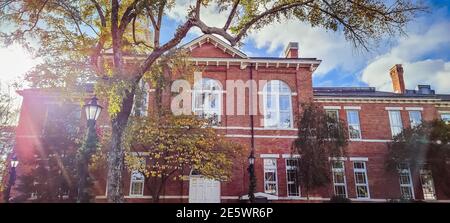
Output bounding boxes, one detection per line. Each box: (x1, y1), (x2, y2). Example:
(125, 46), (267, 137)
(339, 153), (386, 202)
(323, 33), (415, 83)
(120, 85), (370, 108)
(181, 34), (248, 58)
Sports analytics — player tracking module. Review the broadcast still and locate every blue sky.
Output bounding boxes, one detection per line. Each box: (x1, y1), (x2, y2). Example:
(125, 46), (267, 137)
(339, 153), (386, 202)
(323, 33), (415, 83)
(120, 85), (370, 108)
(0, 0), (448, 94)
(163, 0), (450, 93)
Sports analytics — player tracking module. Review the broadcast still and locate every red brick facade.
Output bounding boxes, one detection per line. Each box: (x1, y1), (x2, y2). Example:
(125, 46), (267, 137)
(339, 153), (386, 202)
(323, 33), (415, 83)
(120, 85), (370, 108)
(11, 34), (450, 202)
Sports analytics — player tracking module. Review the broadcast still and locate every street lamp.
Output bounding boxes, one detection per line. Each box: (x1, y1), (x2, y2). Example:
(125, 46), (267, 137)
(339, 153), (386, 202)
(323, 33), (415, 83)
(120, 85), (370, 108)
(4, 154), (18, 203)
(248, 150), (256, 203)
(77, 96), (102, 203)
(84, 96), (102, 124)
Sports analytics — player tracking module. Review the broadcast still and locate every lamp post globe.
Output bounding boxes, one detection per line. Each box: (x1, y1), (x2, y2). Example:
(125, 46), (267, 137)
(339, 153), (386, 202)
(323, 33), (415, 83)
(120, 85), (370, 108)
(84, 96), (102, 122)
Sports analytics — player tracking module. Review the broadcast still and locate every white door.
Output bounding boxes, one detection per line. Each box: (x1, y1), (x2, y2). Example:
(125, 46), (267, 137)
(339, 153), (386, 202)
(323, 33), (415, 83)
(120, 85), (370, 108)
(189, 176), (221, 203)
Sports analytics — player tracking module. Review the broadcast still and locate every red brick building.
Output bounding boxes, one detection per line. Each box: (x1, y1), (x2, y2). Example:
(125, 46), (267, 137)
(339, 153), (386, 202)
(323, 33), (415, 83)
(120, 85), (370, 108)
(10, 34), (450, 202)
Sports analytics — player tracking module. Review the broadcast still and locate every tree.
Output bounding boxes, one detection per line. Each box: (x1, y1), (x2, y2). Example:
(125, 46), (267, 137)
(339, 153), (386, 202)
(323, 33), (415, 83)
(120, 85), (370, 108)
(292, 103), (348, 200)
(385, 120), (450, 198)
(0, 89), (18, 194)
(13, 103), (82, 202)
(123, 113), (243, 202)
(1, 0), (425, 202)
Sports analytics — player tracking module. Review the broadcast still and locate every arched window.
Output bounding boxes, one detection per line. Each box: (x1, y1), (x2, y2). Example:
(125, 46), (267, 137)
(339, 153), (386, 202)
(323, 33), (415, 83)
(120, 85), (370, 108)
(132, 79), (150, 117)
(192, 78), (222, 124)
(263, 80), (293, 128)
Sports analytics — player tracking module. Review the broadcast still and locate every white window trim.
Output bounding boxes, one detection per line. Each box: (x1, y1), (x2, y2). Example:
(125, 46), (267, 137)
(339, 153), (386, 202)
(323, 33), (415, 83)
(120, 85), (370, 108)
(388, 110), (403, 137)
(349, 157), (368, 162)
(408, 110), (422, 128)
(329, 157), (348, 161)
(129, 170), (145, 197)
(331, 160), (348, 198)
(346, 110), (362, 140)
(260, 154), (280, 158)
(344, 106), (361, 110)
(438, 111), (450, 114)
(405, 107), (423, 111)
(282, 154), (300, 158)
(263, 158), (278, 195)
(398, 165), (415, 200)
(323, 106), (341, 110)
(353, 161), (370, 199)
(262, 80), (294, 129)
(192, 78), (223, 123)
(385, 107), (403, 110)
(285, 158), (300, 197)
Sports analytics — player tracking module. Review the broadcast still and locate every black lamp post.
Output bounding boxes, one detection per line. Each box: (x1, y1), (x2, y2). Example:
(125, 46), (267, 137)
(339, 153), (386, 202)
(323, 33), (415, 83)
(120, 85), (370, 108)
(3, 154), (18, 203)
(248, 150), (256, 203)
(77, 96), (102, 203)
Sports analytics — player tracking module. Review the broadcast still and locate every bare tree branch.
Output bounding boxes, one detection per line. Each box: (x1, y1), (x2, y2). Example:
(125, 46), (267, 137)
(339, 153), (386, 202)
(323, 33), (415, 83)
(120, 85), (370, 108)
(223, 0), (240, 31)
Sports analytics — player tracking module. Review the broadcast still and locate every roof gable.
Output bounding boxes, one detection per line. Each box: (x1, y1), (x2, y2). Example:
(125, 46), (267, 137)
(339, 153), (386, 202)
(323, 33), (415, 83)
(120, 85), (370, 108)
(182, 34), (247, 59)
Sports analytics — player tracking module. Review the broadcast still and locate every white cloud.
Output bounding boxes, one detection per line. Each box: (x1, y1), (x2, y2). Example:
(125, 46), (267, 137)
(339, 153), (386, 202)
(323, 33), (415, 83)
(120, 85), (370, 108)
(361, 22), (450, 94)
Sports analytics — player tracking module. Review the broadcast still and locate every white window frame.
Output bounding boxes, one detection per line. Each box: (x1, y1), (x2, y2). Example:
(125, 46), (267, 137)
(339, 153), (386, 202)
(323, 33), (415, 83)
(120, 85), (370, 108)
(285, 158), (300, 197)
(398, 163), (415, 200)
(420, 168), (436, 200)
(408, 110), (422, 128)
(192, 78), (222, 124)
(263, 158), (278, 195)
(353, 161), (370, 199)
(440, 112), (450, 125)
(331, 160), (348, 198)
(129, 170), (145, 197)
(388, 110), (403, 137)
(263, 80), (293, 129)
(346, 110), (362, 140)
(131, 79), (150, 117)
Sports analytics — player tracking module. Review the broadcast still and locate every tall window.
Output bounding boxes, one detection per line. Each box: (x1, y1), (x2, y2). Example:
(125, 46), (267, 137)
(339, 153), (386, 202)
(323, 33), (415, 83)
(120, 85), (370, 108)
(408, 111), (422, 128)
(263, 80), (292, 128)
(331, 160), (347, 198)
(129, 170), (145, 196)
(398, 163), (414, 199)
(441, 113), (450, 124)
(346, 110), (361, 139)
(388, 110), (403, 137)
(353, 161), (370, 199)
(263, 159), (278, 195)
(420, 168), (436, 200)
(132, 79), (149, 117)
(193, 78), (222, 124)
(285, 159), (300, 197)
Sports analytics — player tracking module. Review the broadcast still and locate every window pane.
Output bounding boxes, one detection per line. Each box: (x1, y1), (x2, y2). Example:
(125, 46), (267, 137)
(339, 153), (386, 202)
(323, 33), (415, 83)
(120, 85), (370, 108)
(400, 186), (413, 199)
(356, 186), (369, 198)
(335, 186), (347, 197)
(279, 95), (290, 110)
(288, 184), (299, 196)
(279, 112), (291, 128)
(332, 161), (344, 169)
(333, 172), (345, 184)
(265, 172), (276, 181)
(347, 111), (360, 125)
(355, 172), (367, 184)
(354, 162), (364, 169)
(326, 110), (339, 121)
(441, 114), (450, 124)
(409, 111), (422, 127)
(399, 173), (411, 185)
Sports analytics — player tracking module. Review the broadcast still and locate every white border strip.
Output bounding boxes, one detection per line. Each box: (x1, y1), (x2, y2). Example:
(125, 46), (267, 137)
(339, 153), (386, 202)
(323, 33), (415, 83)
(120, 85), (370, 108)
(282, 154), (301, 158)
(323, 106), (341, 110)
(349, 157), (369, 161)
(405, 107), (423, 111)
(344, 106), (361, 110)
(329, 157), (348, 161)
(260, 154), (280, 158)
(438, 111), (450, 114)
(385, 107), (403, 110)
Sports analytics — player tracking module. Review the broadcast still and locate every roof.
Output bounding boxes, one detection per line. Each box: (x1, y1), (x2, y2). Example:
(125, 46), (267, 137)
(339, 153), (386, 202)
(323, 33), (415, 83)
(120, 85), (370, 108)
(313, 87), (450, 101)
(181, 34), (248, 58)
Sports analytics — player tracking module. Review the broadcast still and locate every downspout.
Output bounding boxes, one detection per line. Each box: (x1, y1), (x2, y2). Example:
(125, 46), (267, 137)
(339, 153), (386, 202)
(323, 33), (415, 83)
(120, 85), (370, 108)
(249, 64), (255, 153)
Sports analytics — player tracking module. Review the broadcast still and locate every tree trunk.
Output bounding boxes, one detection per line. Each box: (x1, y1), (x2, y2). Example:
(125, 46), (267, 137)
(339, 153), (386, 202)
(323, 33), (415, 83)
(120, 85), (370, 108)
(106, 89), (135, 203)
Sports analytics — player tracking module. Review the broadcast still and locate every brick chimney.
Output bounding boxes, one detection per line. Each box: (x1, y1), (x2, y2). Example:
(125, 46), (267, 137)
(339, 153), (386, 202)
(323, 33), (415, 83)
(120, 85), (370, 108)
(284, 42), (298, 58)
(390, 64), (405, 94)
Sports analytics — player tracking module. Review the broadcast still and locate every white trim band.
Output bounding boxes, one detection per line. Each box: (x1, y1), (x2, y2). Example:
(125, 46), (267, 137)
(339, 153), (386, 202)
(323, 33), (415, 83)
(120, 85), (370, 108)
(323, 106), (342, 110)
(385, 107), (403, 110)
(282, 154), (301, 158)
(344, 106), (361, 110)
(260, 154), (280, 158)
(329, 157), (348, 161)
(405, 107), (423, 111)
(349, 157), (369, 161)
